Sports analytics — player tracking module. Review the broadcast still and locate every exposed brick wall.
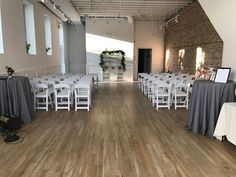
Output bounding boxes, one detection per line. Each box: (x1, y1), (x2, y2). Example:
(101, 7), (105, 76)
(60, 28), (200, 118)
(164, 0), (223, 74)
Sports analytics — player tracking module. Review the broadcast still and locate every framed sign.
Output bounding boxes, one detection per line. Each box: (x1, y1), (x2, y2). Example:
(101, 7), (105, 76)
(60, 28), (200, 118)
(214, 67), (231, 83)
(210, 71), (216, 81)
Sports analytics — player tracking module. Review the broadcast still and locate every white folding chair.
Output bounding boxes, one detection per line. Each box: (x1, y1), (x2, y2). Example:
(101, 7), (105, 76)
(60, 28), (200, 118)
(41, 80), (56, 108)
(59, 80), (75, 106)
(33, 83), (49, 111)
(173, 83), (190, 109)
(74, 83), (91, 111)
(54, 84), (70, 111)
(153, 82), (172, 110)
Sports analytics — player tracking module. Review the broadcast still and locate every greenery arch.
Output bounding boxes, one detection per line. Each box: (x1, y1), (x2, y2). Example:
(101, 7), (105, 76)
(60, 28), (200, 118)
(99, 50), (126, 72)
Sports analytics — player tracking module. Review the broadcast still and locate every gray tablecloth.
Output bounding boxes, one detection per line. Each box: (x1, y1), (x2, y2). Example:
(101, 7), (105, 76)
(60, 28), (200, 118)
(186, 80), (235, 138)
(0, 76), (33, 123)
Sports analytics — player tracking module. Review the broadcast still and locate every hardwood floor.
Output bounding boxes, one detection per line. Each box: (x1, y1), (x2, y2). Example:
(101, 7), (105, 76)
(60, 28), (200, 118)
(0, 83), (236, 177)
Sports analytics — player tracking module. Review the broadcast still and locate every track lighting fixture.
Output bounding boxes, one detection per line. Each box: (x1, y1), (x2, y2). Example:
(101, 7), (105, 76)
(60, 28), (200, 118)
(44, 0), (79, 28)
(160, 14), (180, 30)
(174, 16), (178, 23)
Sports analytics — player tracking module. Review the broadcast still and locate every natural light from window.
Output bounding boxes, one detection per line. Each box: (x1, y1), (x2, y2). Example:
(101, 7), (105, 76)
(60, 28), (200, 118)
(165, 50), (170, 64)
(86, 33), (134, 59)
(23, 0), (36, 55)
(44, 14), (52, 55)
(196, 47), (203, 69)
(165, 50), (170, 71)
(178, 49), (185, 60)
(178, 49), (185, 71)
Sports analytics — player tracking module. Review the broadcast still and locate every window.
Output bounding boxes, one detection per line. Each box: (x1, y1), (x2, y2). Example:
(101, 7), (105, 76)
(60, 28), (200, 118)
(44, 14), (52, 55)
(58, 22), (65, 74)
(196, 47), (205, 69)
(165, 50), (170, 65)
(178, 49), (185, 61)
(178, 49), (185, 71)
(165, 49), (170, 72)
(23, 0), (36, 55)
(0, 8), (4, 54)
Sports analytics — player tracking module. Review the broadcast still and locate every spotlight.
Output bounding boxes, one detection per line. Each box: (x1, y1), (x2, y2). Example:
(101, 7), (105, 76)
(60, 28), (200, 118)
(175, 16), (178, 23)
(53, 3), (57, 9)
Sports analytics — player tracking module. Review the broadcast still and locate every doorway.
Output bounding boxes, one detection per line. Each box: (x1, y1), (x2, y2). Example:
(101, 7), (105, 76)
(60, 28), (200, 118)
(138, 49), (152, 74)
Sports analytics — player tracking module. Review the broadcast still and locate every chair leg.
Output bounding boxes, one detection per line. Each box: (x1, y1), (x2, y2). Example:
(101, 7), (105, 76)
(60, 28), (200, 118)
(68, 97), (70, 111)
(186, 96), (189, 109)
(34, 97), (36, 111)
(55, 98), (58, 111)
(168, 95), (170, 109)
(46, 97), (48, 111)
(175, 95), (177, 110)
(88, 97), (90, 111)
(75, 97), (77, 111)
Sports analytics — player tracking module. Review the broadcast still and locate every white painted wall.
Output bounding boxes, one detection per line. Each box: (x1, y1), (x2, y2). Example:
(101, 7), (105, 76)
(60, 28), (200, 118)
(199, 0), (236, 80)
(67, 24), (86, 74)
(134, 20), (164, 80)
(85, 18), (134, 81)
(63, 23), (69, 73)
(0, 0), (60, 78)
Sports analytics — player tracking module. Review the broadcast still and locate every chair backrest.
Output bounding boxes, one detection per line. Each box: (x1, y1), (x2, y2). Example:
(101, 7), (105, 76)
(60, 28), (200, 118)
(59, 80), (74, 85)
(54, 83), (70, 89)
(41, 80), (55, 85)
(48, 77), (60, 83)
(33, 83), (48, 94)
(155, 82), (172, 94)
(74, 83), (90, 96)
(174, 83), (189, 93)
(33, 78), (45, 83)
(157, 82), (172, 90)
(74, 83), (90, 89)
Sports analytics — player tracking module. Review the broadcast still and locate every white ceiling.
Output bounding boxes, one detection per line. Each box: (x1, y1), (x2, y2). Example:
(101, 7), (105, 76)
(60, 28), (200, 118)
(40, 0), (193, 24)
(70, 0), (193, 21)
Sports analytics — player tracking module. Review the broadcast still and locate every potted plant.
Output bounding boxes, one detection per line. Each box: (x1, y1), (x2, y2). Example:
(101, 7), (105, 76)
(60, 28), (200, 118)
(5, 66), (15, 79)
(26, 43), (31, 54)
(46, 47), (51, 53)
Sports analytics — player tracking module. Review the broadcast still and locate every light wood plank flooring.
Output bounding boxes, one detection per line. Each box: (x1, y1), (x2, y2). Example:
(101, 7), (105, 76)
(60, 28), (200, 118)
(1, 83), (236, 177)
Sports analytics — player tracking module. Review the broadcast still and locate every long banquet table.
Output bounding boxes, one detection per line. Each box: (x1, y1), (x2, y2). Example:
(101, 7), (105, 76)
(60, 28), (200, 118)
(0, 76), (33, 123)
(186, 80), (235, 138)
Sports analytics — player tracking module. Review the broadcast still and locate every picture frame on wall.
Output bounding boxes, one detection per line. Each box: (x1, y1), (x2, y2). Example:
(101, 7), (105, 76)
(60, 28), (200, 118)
(214, 67), (231, 83)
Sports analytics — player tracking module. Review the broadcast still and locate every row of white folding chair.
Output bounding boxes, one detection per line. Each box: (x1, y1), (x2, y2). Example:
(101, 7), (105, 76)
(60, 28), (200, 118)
(53, 77), (92, 110)
(54, 82), (92, 111)
(140, 75), (184, 96)
(141, 79), (190, 109)
(32, 77), (92, 111)
(33, 82), (91, 111)
(151, 82), (189, 109)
